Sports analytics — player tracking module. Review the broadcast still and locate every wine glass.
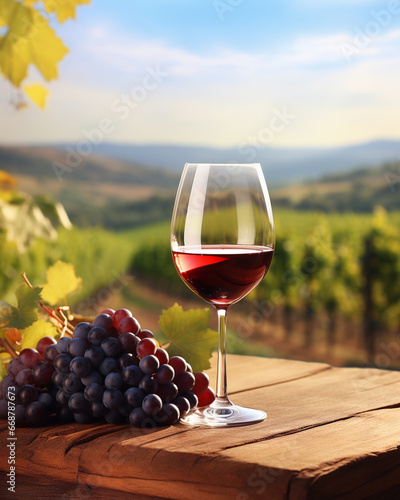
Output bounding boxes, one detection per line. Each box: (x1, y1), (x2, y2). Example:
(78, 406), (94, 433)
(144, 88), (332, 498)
(171, 163), (275, 427)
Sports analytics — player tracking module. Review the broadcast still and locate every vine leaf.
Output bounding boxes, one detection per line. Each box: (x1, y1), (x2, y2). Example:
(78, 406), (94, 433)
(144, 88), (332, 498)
(157, 303), (218, 372)
(20, 319), (58, 350)
(0, 284), (42, 329)
(24, 83), (48, 108)
(0, 0), (69, 87)
(40, 0), (92, 23)
(41, 261), (82, 305)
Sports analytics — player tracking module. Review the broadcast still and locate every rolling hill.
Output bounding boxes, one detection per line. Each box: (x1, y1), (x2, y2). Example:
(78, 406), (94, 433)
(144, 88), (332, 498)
(1, 143), (399, 229)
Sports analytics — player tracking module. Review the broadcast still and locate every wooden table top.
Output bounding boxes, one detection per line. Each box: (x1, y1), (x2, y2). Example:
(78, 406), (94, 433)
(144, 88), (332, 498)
(1, 354), (400, 500)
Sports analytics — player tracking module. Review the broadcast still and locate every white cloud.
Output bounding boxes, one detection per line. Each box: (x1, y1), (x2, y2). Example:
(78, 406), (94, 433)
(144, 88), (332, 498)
(1, 25), (400, 148)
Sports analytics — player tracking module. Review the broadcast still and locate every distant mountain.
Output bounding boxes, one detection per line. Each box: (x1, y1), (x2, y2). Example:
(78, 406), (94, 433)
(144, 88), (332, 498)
(1, 141), (399, 229)
(0, 145), (179, 228)
(64, 139), (400, 186)
(272, 161), (400, 212)
(7, 139), (400, 186)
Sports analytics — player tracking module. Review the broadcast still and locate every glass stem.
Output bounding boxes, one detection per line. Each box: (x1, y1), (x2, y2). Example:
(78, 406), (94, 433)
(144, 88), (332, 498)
(215, 308), (229, 402)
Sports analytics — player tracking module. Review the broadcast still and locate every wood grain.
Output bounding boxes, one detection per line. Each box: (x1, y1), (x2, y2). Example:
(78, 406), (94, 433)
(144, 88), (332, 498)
(1, 354), (399, 500)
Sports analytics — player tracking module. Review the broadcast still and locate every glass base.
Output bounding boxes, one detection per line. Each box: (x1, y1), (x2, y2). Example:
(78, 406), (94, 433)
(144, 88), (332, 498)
(181, 397), (266, 427)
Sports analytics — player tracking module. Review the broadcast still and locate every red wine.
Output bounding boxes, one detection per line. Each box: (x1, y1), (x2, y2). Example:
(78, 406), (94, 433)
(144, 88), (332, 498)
(172, 245), (274, 308)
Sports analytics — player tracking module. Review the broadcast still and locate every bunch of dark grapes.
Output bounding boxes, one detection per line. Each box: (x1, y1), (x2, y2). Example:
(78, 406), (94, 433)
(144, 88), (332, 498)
(0, 337), (57, 426)
(1, 308), (215, 428)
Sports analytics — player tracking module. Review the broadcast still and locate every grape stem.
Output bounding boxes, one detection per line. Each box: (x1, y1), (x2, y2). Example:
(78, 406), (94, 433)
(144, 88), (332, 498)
(21, 272), (74, 337)
(0, 338), (18, 359)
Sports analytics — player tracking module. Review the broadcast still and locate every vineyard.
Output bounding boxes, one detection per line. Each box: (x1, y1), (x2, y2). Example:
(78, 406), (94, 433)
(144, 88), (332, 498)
(1, 192), (400, 370)
(131, 209), (400, 368)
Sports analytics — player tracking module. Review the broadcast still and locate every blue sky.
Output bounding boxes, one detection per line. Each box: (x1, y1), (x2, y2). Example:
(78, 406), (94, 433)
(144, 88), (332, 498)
(1, 0), (400, 148)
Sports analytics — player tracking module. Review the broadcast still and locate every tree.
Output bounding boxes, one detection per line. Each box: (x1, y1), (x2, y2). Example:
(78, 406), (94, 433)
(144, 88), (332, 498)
(0, 0), (90, 108)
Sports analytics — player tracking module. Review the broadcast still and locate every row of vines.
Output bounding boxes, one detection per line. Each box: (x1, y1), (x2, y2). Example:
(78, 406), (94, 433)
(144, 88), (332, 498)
(131, 208), (400, 361)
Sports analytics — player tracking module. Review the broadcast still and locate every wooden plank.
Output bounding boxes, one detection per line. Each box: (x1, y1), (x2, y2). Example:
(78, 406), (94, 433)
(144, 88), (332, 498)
(1, 355), (399, 500)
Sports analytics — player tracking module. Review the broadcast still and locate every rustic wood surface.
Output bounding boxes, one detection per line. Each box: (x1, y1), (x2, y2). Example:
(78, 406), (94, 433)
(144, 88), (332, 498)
(1, 354), (400, 500)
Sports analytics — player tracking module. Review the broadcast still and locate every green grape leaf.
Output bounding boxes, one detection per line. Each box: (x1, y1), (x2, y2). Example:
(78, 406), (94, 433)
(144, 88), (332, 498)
(20, 319), (58, 351)
(0, 300), (17, 328)
(1, 284), (42, 329)
(41, 260), (82, 305)
(157, 303), (218, 373)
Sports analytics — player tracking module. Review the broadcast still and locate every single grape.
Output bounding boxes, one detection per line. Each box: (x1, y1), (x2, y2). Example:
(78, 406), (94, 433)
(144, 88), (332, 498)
(90, 401), (108, 418)
(155, 348), (169, 365)
(117, 316), (140, 335)
(102, 388), (124, 410)
(174, 371), (195, 392)
(84, 383), (104, 403)
(57, 406), (75, 423)
(105, 409), (124, 424)
(99, 357), (119, 377)
(142, 394), (162, 416)
(172, 396), (191, 418)
(84, 345), (105, 367)
(101, 337), (121, 357)
(73, 322), (92, 341)
(15, 368), (34, 387)
(18, 384), (38, 405)
(70, 356), (92, 378)
(32, 361), (55, 386)
(19, 348), (42, 369)
(63, 374), (84, 393)
(113, 308), (132, 328)
(56, 389), (72, 406)
(25, 401), (49, 426)
(129, 407), (155, 428)
(136, 329), (154, 340)
(139, 355), (159, 375)
(118, 403), (132, 418)
(118, 332), (139, 354)
(36, 336), (56, 357)
(154, 403), (180, 426)
(196, 387), (216, 407)
(44, 344), (59, 363)
(155, 364), (175, 384)
(105, 372), (124, 390)
(179, 391), (198, 409)
(0, 400), (7, 419)
(56, 337), (72, 354)
(7, 358), (24, 378)
(68, 392), (90, 413)
(139, 375), (158, 394)
(37, 392), (56, 413)
(122, 365), (143, 387)
(52, 371), (66, 389)
(93, 313), (114, 331)
(118, 353), (139, 370)
(192, 372), (210, 394)
(14, 404), (27, 427)
(155, 382), (178, 403)
(74, 412), (95, 424)
(108, 326), (119, 339)
(88, 326), (109, 346)
(168, 356), (187, 375)
(68, 338), (89, 358)
(124, 387), (145, 408)
(53, 353), (72, 374)
(100, 308), (115, 318)
(0, 375), (16, 395)
(136, 338), (157, 358)
(81, 371), (104, 386)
